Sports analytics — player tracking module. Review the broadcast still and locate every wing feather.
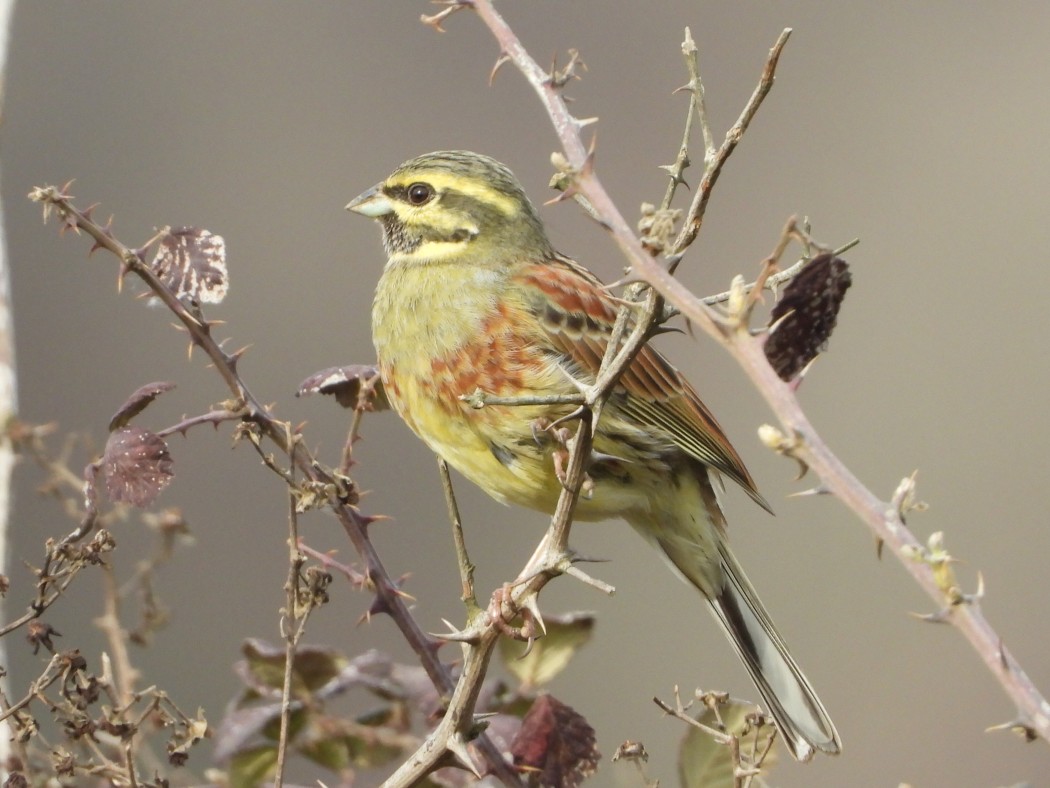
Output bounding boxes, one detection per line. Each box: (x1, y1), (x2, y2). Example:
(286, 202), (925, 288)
(513, 256), (770, 511)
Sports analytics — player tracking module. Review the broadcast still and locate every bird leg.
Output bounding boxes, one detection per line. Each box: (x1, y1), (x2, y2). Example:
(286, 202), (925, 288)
(531, 415), (595, 498)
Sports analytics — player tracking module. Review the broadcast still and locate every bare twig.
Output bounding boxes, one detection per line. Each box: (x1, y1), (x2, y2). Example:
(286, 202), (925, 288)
(439, 458), (478, 611)
(95, 563), (140, 706)
(275, 438), (305, 788)
(700, 238), (859, 307)
(670, 29), (791, 254)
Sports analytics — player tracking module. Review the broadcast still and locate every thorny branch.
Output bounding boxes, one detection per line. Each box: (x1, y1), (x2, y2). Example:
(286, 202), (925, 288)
(469, 0), (1050, 749)
(27, 4), (1049, 784)
(387, 6), (787, 784)
(27, 186), (524, 786)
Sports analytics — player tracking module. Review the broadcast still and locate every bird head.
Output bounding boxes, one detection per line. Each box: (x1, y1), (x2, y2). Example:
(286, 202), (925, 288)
(346, 150), (553, 266)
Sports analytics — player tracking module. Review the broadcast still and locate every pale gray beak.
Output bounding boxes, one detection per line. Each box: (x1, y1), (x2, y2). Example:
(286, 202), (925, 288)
(345, 184), (394, 217)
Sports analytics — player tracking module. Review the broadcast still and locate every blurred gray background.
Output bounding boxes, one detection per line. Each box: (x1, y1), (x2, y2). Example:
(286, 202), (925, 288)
(4, 2), (1050, 786)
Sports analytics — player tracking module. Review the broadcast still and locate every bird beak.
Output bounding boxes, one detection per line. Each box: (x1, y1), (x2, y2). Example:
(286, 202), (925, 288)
(345, 184), (393, 217)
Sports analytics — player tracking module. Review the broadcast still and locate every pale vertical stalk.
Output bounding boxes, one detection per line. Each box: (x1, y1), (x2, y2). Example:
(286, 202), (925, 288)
(0, 0), (18, 774)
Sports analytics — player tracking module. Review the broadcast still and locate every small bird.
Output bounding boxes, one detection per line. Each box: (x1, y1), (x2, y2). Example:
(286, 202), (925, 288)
(347, 150), (839, 761)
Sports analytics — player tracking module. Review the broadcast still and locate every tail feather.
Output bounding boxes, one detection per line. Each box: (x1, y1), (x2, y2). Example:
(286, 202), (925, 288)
(711, 541), (840, 761)
(628, 469), (839, 760)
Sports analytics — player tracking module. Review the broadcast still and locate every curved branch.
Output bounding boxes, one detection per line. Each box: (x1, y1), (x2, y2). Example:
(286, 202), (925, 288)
(469, 0), (1050, 748)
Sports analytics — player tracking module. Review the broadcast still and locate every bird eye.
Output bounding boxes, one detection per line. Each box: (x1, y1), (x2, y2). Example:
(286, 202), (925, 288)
(406, 182), (434, 206)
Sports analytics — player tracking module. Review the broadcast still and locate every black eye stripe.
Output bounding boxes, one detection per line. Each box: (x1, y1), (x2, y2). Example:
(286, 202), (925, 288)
(385, 182), (435, 206)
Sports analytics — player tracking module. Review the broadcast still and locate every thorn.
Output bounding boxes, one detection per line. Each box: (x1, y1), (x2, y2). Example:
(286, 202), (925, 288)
(589, 449), (631, 465)
(566, 551), (611, 565)
(658, 162), (690, 189)
(229, 344), (252, 362)
(573, 116), (599, 130)
(584, 132), (598, 170)
(446, 732), (481, 778)
(419, 1), (469, 32)
(998, 637), (1009, 670)
(543, 185), (579, 206)
(786, 484), (830, 498)
(59, 212), (81, 236)
(649, 324), (684, 337)
(985, 718), (1038, 742)
(394, 579), (416, 602)
(909, 607), (952, 624)
(564, 564), (615, 595)
(964, 571), (986, 605)
(548, 404), (588, 430)
(359, 513), (392, 528)
(603, 273), (648, 290)
(489, 52), (510, 85)
(430, 619), (476, 643)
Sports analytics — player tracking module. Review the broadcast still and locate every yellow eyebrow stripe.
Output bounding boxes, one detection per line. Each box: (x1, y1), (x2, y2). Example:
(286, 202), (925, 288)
(388, 170), (519, 217)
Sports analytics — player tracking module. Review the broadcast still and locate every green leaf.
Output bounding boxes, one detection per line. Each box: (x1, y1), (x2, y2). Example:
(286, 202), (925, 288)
(227, 745), (278, 788)
(261, 707), (308, 743)
(343, 733), (404, 768)
(678, 701), (778, 788)
(241, 639), (348, 695)
(499, 611), (595, 689)
(299, 735), (350, 771)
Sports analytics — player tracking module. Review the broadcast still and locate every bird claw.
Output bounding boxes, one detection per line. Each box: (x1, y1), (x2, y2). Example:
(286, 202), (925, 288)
(488, 584), (545, 648)
(551, 441), (596, 498)
(534, 416), (596, 498)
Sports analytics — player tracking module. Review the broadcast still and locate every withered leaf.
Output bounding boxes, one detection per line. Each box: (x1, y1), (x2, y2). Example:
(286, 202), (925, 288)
(511, 695), (599, 787)
(150, 227), (228, 304)
(296, 364), (389, 410)
(108, 381), (176, 431)
(102, 427), (174, 507)
(764, 253), (851, 380)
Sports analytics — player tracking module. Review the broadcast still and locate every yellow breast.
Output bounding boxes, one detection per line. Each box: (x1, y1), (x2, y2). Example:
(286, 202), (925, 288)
(372, 257), (650, 520)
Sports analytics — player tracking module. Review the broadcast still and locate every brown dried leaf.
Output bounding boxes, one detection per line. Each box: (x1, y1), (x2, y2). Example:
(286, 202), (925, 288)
(296, 364), (389, 410)
(511, 695), (599, 787)
(150, 227), (228, 304)
(102, 427), (174, 507)
(765, 253), (852, 380)
(108, 381), (176, 431)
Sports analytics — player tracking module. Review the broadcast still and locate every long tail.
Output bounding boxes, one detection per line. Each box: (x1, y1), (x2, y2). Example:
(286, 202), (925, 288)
(631, 470), (840, 761)
(709, 540), (840, 761)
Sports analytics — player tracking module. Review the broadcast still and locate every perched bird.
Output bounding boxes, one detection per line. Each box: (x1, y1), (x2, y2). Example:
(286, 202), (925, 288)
(347, 150), (840, 761)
